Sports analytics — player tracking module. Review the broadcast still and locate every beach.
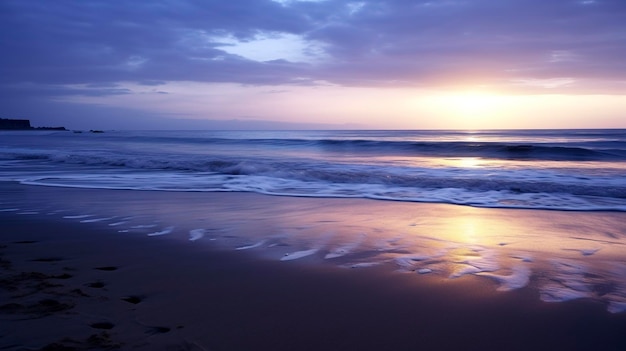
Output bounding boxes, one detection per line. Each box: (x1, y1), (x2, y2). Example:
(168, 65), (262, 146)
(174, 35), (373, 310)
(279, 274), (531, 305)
(2, 183), (626, 350)
(4, 0), (626, 348)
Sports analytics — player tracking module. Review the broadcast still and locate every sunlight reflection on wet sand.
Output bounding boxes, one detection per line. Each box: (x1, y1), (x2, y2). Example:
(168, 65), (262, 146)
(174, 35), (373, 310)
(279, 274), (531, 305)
(3, 183), (626, 313)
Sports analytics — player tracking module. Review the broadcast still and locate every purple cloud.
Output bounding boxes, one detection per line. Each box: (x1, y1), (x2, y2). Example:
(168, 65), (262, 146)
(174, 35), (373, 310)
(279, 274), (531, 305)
(1, 0), (625, 128)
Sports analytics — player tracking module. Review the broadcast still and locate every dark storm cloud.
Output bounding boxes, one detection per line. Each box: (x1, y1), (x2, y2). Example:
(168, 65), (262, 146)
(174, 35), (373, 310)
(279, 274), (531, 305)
(1, 0), (625, 91)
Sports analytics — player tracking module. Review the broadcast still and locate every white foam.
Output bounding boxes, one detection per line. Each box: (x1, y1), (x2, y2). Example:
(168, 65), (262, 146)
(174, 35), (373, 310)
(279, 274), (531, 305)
(236, 240), (266, 250)
(449, 265), (482, 278)
(418, 268), (433, 274)
(189, 229), (206, 241)
(280, 248), (319, 261)
(608, 301), (626, 314)
(132, 224), (158, 229)
(374, 236), (405, 252)
(539, 283), (592, 302)
(551, 259), (587, 274)
(456, 250), (500, 273)
(347, 262), (381, 268)
(394, 253), (440, 272)
(147, 226), (175, 236)
(109, 221), (128, 226)
(511, 253), (533, 262)
(477, 265), (531, 291)
(540, 260), (593, 298)
(395, 257), (417, 270)
(325, 235), (365, 259)
(80, 217), (115, 223)
(0, 208), (20, 212)
(580, 248), (600, 256)
(560, 279), (590, 292)
(325, 249), (349, 259)
(63, 214), (94, 219)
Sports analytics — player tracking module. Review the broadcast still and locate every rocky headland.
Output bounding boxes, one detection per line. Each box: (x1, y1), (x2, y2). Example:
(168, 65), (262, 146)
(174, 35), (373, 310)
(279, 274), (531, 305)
(0, 118), (67, 131)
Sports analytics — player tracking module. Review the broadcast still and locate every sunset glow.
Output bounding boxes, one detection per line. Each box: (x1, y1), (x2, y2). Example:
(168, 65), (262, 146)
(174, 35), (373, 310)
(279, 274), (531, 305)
(1, 0), (625, 130)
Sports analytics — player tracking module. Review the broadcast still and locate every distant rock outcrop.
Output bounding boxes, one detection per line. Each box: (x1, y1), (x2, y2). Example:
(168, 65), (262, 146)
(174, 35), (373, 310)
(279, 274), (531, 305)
(0, 118), (32, 129)
(0, 118), (66, 131)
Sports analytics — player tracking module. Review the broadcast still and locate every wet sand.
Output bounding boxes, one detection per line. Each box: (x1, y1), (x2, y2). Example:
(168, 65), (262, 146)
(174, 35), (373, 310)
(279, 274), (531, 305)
(2, 184), (626, 350)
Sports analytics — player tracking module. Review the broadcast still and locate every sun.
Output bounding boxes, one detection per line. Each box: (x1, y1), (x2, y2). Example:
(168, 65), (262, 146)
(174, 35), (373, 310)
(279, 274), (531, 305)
(446, 91), (505, 120)
(422, 90), (512, 129)
(450, 91), (497, 112)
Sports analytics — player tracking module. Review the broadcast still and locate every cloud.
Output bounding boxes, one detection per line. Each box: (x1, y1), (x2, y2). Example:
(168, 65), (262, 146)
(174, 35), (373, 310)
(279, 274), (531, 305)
(306, 0), (626, 91)
(211, 32), (328, 63)
(1, 0), (625, 93)
(3, 0), (323, 80)
(1, 0), (626, 129)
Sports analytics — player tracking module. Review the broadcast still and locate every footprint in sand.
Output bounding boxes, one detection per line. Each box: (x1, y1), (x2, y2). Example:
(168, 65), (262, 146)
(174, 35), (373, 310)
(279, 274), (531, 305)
(13, 240), (38, 244)
(31, 257), (64, 262)
(94, 266), (118, 271)
(52, 273), (73, 279)
(0, 256), (11, 269)
(121, 295), (144, 304)
(145, 326), (171, 335)
(86, 281), (106, 289)
(1, 299), (75, 316)
(90, 322), (115, 330)
(69, 288), (91, 297)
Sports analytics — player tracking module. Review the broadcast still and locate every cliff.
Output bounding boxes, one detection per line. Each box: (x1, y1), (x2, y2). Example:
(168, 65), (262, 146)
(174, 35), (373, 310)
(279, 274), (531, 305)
(0, 118), (66, 131)
(0, 118), (32, 130)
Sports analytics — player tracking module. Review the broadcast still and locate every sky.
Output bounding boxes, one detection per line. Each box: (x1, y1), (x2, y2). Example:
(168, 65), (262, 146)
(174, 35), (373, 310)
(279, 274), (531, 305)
(1, 0), (625, 130)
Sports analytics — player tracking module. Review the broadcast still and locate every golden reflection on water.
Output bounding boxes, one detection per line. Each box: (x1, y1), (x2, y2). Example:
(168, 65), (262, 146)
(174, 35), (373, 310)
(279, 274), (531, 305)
(445, 157), (483, 168)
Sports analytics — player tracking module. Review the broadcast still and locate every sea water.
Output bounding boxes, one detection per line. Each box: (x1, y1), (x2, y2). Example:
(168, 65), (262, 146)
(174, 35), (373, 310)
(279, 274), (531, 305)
(2, 129), (626, 312)
(1, 129), (625, 211)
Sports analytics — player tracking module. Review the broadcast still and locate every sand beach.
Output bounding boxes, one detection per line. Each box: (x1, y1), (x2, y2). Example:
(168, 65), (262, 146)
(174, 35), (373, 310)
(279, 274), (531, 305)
(3, 0), (626, 348)
(2, 183), (626, 350)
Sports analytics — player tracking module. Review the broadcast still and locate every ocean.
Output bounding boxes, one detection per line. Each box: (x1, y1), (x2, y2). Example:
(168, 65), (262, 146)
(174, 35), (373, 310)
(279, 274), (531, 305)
(2, 129), (626, 313)
(1, 129), (626, 211)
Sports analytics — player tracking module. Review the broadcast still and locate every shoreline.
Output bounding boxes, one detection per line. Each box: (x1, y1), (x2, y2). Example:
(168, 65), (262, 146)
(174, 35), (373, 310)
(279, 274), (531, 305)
(2, 183), (626, 349)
